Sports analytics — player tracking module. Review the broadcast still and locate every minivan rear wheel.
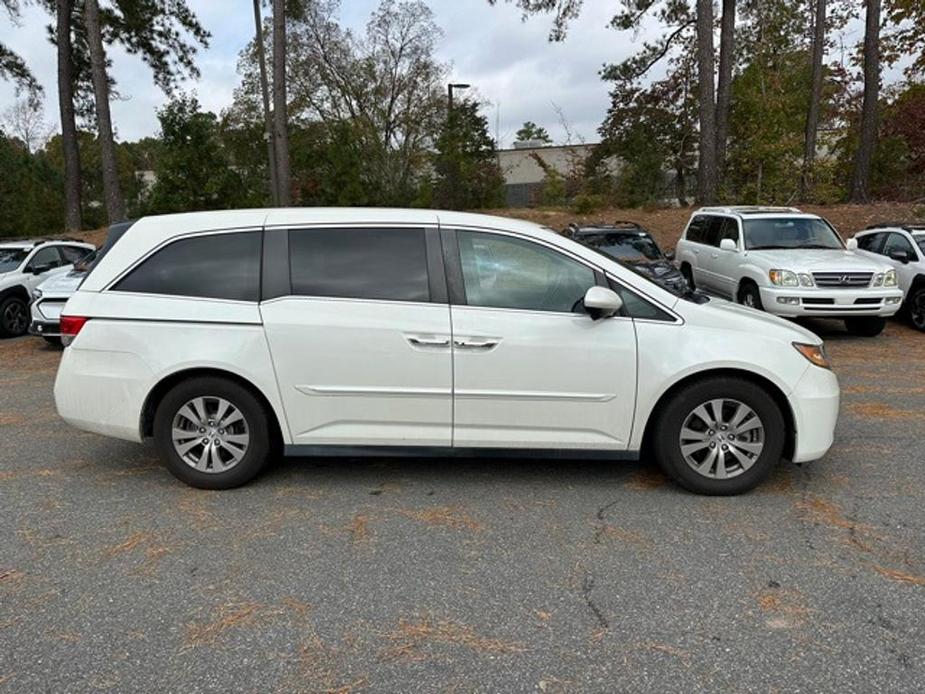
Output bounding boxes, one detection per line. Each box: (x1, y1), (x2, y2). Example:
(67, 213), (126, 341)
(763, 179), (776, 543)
(153, 377), (272, 489)
(653, 377), (785, 495)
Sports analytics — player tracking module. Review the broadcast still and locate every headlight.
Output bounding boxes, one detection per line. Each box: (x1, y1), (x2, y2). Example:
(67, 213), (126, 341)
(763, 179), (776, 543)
(793, 342), (831, 369)
(769, 269), (799, 287)
(872, 273), (884, 287)
(798, 273), (814, 287)
(883, 269), (897, 287)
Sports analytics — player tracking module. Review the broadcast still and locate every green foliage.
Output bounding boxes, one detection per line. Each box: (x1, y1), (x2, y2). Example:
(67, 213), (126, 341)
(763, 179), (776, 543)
(432, 99), (505, 210)
(0, 132), (64, 236)
(515, 121), (552, 143)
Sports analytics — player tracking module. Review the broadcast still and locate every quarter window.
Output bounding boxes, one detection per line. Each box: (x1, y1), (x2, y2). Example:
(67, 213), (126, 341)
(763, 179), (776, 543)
(457, 231), (596, 313)
(288, 227), (430, 302)
(112, 231), (262, 301)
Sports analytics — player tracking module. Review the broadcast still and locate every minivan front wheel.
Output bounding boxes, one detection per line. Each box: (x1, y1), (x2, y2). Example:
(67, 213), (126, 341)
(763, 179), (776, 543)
(653, 377), (785, 495)
(153, 376), (272, 489)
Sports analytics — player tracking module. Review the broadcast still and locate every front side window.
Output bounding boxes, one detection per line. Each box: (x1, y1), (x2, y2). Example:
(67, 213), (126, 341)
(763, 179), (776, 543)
(882, 232), (916, 259)
(718, 218), (739, 244)
(857, 232), (885, 253)
(288, 227), (429, 302)
(0, 248), (28, 273)
(112, 231), (261, 301)
(27, 247), (63, 272)
(457, 231), (596, 313)
(743, 217), (843, 250)
(915, 234), (925, 255)
(60, 245), (92, 264)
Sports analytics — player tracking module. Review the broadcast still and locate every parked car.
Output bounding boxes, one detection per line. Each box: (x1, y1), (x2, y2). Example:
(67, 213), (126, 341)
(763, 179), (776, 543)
(55, 209), (839, 495)
(0, 239), (95, 338)
(851, 222), (925, 331)
(30, 250), (97, 343)
(675, 206), (903, 336)
(566, 222), (690, 295)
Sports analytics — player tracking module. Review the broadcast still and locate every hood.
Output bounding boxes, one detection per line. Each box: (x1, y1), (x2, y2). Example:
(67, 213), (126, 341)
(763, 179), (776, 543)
(625, 258), (682, 279)
(744, 248), (892, 273)
(36, 270), (85, 295)
(680, 296), (822, 344)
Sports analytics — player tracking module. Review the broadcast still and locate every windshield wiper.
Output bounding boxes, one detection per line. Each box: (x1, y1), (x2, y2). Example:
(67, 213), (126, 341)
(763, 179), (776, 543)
(799, 244), (841, 249)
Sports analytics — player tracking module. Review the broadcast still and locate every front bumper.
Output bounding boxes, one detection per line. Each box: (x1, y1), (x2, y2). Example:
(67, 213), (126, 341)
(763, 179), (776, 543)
(29, 319), (61, 337)
(789, 364), (840, 463)
(759, 286), (903, 318)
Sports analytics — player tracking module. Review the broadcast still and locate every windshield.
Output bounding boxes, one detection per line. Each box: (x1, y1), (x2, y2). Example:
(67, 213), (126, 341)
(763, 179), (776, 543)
(580, 232), (663, 262)
(744, 217), (844, 250)
(0, 248), (28, 273)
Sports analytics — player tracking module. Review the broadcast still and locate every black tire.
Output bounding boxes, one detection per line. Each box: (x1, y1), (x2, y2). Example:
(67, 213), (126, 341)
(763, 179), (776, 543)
(0, 295), (29, 338)
(680, 264), (695, 291)
(43, 336), (62, 346)
(908, 286), (925, 332)
(153, 376), (273, 489)
(737, 282), (764, 311)
(652, 377), (786, 495)
(844, 316), (886, 337)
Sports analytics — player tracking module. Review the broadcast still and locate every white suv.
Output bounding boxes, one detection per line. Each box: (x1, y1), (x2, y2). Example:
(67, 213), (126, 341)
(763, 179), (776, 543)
(55, 209), (840, 495)
(675, 207), (903, 336)
(0, 239), (95, 337)
(852, 223), (925, 331)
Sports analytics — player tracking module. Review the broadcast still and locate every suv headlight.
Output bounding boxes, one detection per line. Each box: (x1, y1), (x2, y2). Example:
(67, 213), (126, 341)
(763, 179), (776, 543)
(798, 273), (814, 287)
(769, 269), (800, 287)
(883, 269), (897, 287)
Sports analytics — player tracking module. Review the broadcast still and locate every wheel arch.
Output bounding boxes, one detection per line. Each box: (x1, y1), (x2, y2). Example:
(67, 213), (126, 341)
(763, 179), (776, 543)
(0, 284), (31, 303)
(639, 367), (796, 462)
(140, 367), (285, 448)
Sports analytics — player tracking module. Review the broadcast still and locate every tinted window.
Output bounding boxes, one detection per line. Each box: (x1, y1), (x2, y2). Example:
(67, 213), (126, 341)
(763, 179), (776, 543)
(113, 231), (261, 301)
(608, 279), (674, 321)
(718, 218), (739, 243)
(857, 232), (885, 253)
(288, 227), (429, 302)
(27, 246), (63, 271)
(457, 231), (596, 313)
(686, 216), (708, 243)
(60, 245), (92, 264)
(915, 234), (925, 255)
(0, 248), (28, 273)
(882, 232), (916, 258)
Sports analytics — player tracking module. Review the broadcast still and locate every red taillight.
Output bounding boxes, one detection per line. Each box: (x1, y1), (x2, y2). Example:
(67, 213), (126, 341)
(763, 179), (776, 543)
(60, 315), (89, 346)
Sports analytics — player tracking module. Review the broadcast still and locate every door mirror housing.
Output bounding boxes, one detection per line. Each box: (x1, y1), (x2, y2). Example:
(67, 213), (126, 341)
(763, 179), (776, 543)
(583, 286), (623, 320)
(29, 263), (52, 275)
(889, 249), (911, 264)
(719, 238), (737, 252)
(846, 237), (859, 251)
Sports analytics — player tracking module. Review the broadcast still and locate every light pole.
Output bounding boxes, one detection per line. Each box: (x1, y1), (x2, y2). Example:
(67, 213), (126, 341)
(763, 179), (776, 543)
(447, 83), (470, 114)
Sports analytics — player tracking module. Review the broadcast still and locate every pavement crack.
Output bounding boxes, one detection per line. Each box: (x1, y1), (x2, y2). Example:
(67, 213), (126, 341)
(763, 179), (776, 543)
(581, 570), (609, 630)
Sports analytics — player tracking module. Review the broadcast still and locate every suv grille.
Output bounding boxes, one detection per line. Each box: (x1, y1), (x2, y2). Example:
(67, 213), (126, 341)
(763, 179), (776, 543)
(811, 272), (873, 288)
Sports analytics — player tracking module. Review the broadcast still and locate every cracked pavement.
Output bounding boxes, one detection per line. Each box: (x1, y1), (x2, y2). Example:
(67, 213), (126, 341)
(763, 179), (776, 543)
(1, 319), (924, 692)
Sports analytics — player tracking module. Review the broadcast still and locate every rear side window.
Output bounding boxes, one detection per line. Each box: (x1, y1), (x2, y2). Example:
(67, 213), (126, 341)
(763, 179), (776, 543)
(288, 227), (429, 302)
(686, 216), (708, 243)
(113, 231), (262, 301)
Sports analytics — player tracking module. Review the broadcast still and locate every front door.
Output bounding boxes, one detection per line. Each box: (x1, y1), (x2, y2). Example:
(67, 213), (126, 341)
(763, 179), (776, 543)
(261, 226), (453, 447)
(447, 229), (638, 450)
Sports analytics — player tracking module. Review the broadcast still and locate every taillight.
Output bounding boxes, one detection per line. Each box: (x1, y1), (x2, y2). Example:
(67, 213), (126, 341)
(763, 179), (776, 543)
(60, 315), (89, 346)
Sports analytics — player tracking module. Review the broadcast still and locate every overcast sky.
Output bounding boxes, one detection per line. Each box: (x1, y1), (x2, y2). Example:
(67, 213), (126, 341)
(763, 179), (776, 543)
(0, 1), (874, 149)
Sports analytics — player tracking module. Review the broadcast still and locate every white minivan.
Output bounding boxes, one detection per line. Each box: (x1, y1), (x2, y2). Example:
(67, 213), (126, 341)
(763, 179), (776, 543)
(54, 209), (840, 495)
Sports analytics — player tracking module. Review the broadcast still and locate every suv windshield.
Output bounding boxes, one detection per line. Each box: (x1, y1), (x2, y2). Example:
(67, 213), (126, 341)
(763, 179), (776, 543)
(744, 217), (844, 250)
(0, 248), (28, 273)
(579, 232), (663, 262)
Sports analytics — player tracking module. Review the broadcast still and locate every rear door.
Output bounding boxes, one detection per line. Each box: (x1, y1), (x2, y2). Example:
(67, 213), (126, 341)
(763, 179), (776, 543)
(260, 225), (453, 447)
(709, 217), (741, 298)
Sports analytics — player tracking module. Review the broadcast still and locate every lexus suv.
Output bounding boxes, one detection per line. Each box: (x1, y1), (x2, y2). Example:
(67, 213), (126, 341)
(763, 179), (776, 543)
(852, 222), (925, 331)
(55, 209), (840, 495)
(675, 207), (903, 336)
(0, 239), (95, 337)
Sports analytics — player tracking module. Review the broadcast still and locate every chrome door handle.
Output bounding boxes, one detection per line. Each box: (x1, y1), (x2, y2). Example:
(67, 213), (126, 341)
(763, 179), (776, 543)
(454, 338), (499, 351)
(406, 335), (451, 348)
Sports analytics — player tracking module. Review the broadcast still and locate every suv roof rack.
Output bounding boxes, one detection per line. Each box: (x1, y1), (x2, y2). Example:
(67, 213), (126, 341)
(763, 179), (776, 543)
(698, 205), (804, 215)
(864, 221), (925, 232)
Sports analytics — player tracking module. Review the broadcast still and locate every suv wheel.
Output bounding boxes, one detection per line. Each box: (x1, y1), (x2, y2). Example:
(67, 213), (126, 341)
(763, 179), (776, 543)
(153, 376), (273, 489)
(0, 295), (29, 338)
(737, 283), (763, 311)
(909, 286), (925, 332)
(653, 377), (785, 495)
(844, 316), (886, 337)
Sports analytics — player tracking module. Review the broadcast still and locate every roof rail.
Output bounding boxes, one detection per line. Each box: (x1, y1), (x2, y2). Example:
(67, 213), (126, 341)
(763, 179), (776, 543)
(697, 205), (803, 214)
(863, 221), (925, 231)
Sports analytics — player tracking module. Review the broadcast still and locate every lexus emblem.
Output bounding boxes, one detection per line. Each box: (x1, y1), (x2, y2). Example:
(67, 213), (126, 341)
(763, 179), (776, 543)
(840, 275), (850, 284)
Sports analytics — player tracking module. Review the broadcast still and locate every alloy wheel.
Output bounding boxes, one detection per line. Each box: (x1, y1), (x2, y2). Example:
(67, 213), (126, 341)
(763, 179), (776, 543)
(2, 301), (27, 335)
(171, 396), (250, 473)
(678, 398), (765, 480)
(912, 291), (925, 331)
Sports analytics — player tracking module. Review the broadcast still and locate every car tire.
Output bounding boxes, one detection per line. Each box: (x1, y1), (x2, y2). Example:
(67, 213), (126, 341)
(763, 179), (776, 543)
(908, 286), (925, 332)
(652, 376), (786, 495)
(0, 295), (29, 338)
(153, 376), (273, 489)
(737, 282), (763, 311)
(844, 316), (886, 337)
(680, 264), (695, 291)
(43, 336), (62, 346)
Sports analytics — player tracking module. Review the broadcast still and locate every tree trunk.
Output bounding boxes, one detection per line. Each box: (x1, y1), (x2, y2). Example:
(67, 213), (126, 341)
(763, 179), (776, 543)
(83, 0), (126, 222)
(696, 0), (718, 204)
(801, 0), (826, 200)
(849, 0), (881, 203)
(272, 0), (291, 206)
(56, 0), (82, 231)
(253, 0), (278, 205)
(715, 0), (735, 178)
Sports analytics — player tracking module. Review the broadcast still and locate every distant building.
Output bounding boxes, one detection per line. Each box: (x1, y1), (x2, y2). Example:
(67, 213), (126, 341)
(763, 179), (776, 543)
(498, 142), (613, 207)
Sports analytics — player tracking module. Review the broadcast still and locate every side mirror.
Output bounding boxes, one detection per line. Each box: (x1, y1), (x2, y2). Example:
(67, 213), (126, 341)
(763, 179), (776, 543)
(664, 249), (676, 261)
(846, 237), (859, 251)
(583, 286), (623, 320)
(889, 249), (911, 264)
(29, 264), (51, 275)
(719, 238), (737, 252)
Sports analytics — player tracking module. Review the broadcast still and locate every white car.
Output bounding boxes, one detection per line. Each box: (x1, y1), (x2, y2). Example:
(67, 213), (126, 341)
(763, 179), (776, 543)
(54, 209), (840, 495)
(675, 206), (903, 336)
(30, 253), (95, 343)
(0, 239), (95, 337)
(852, 223), (925, 331)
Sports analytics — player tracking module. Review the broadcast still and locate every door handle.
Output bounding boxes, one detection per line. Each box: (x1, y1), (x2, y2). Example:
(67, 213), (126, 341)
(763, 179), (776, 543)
(454, 337), (499, 351)
(406, 335), (451, 348)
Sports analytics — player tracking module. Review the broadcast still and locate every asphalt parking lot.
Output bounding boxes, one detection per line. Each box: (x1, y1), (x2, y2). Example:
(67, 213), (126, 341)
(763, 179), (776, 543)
(1, 320), (924, 693)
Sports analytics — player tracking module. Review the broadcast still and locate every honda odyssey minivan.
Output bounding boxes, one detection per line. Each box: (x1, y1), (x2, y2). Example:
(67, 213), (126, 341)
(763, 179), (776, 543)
(54, 209), (840, 494)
